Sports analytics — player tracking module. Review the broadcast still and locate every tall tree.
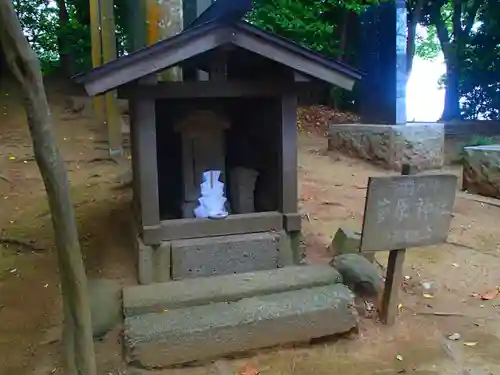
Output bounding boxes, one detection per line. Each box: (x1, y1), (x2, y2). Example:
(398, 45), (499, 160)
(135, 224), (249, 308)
(406, 0), (426, 77)
(460, 0), (500, 119)
(0, 1), (96, 375)
(423, 0), (483, 120)
(57, 0), (76, 76)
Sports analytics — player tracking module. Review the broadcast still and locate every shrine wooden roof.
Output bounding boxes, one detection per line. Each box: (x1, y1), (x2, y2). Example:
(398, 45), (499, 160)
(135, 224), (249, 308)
(75, 0), (362, 96)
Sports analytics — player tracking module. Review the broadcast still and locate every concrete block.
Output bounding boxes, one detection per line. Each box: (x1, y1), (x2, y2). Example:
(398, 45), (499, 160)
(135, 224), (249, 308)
(153, 242), (171, 283)
(124, 284), (358, 368)
(329, 227), (361, 256)
(170, 232), (282, 280)
(123, 265), (342, 317)
(277, 232), (294, 267)
(137, 236), (154, 285)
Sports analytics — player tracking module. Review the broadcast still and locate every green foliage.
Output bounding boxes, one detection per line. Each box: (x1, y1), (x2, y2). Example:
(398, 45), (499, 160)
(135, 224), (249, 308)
(415, 25), (441, 60)
(248, 0), (374, 57)
(460, 0), (500, 120)
(248, 0), (338, 56)
(14, 0), (59, 73)
(12, 0), (129, 76)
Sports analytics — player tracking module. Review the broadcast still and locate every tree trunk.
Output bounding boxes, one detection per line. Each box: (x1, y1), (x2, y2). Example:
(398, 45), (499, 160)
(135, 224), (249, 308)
(0, 2), (96, 375)
(432, 3), (462, 121)
(441, 61), (462, 121)
(406, 0), (425, 78)
(337, 8), (348, 63)
(57, 0), (76, 77)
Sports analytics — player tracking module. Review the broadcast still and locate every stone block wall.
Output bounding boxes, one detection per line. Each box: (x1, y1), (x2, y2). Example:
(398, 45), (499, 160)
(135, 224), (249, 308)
(328, 123), (444, 171)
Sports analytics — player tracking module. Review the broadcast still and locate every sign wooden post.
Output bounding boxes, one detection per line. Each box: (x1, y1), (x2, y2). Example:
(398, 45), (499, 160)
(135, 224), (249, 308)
(380, 163), (411, 325)
(360, 164), (458, 325)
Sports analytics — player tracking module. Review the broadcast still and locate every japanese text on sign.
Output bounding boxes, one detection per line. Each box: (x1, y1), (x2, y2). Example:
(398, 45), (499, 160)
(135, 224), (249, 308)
(361, 174), (458, 252)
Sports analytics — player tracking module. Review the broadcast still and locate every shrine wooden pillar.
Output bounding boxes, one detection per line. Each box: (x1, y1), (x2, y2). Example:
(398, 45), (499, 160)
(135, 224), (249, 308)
(129, 79), (161, 240)
(279, 93), (302, 264)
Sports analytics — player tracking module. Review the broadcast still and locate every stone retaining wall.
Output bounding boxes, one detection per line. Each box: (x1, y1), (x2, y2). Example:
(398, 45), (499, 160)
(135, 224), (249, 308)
(328, 123), (444, 171)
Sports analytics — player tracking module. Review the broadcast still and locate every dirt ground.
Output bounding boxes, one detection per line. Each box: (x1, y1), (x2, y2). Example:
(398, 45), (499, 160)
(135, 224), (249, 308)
(1, 86), (500, 375)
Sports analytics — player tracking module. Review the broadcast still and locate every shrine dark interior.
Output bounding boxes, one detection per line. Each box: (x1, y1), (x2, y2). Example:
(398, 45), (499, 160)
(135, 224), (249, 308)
(155, 97), (281, 220)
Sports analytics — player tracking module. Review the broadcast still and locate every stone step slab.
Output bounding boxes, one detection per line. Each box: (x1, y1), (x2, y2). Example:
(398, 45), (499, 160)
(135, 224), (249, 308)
(124, 284), (358, 368)
(123, 265), (342, 317)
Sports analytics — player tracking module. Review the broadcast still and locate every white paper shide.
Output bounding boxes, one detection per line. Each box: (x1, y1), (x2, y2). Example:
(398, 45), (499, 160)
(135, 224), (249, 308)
(194, 170), (228, 219)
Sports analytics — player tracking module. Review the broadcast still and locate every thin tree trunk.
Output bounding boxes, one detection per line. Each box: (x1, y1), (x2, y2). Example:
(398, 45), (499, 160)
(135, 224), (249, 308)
(432, 0), (482, 121)
(406, 0), (425, 77)
(441, 59), (461, 121)
(331, 8), (349, 110)
(57, 0), (76, 77)
(0, 2), (96, 375)
(337, 9), (348, 63)
(432, 3), (462, 121)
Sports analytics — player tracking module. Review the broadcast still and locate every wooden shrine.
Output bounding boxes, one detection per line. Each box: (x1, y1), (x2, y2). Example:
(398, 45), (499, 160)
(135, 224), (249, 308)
(75, 0), (362, 284)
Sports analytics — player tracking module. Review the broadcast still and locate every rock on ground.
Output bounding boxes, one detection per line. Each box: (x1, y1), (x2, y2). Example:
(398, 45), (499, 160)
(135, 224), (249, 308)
(329, 227), (361, 256)
(331, 253), (382, 299)
(88, 278), (122, 337)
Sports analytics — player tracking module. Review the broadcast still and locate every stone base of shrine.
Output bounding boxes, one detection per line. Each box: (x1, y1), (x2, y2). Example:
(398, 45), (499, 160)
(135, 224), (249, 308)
(136, 230), (295, 285)
(328, 123), (444, 171)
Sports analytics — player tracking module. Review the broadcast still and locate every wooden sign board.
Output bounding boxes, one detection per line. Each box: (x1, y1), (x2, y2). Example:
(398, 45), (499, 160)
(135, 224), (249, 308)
(360, 174), (458, 252)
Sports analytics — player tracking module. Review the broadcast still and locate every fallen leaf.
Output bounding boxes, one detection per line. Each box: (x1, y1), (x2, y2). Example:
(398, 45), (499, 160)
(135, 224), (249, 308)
(8, 156), (15, 161)
(423, 293), (434, 299)
(480, 288), (499, 300)
(239, 364), (260, 375)
(463, 342), (478, 347)
(398, 303), (404, 312)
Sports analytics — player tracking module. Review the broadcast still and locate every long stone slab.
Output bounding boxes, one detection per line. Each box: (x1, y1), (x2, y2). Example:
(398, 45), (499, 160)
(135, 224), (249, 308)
(124, 284), (358, 368)
(328, 123), (444, 171)
(123, 265), (343, 317)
